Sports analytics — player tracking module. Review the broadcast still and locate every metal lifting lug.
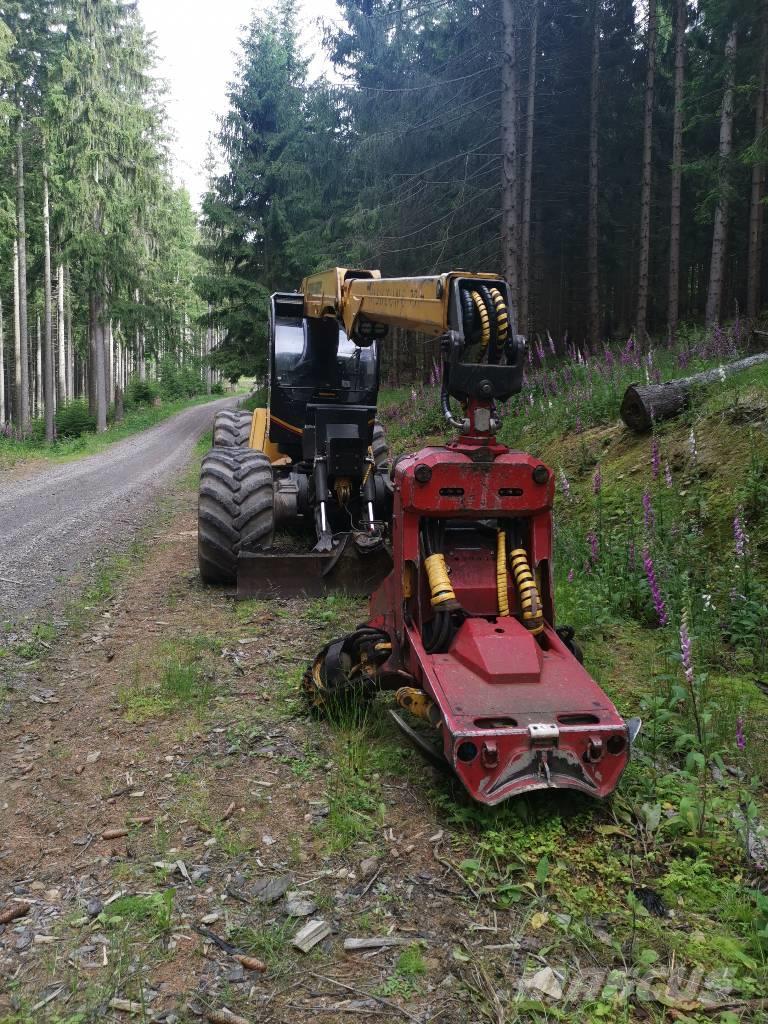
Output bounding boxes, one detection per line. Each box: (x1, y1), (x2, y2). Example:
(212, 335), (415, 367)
(481, 740), (499, 769)
(528, 723), (560, 747)
(585, 736), (604, 762)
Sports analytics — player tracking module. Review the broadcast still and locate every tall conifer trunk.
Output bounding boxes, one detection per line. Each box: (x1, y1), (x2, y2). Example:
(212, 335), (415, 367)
(519, 0), (539, 336)
(0, 297), (5, 427)
(501, 0), (519, 333)
(15, 134), (30, 430)
(13, 240), (21, 428)
(747, 0), (768, 319)
(65, 267), (73, 400)
(667, 0), (686, 339)
(90, 291), (108, 432)
(636, 0), (657, 342)
(705, 25), (738, 328)
(57, 263), (66, 403)
(587, 0), (600, 344)
(43, 162), (55, 440)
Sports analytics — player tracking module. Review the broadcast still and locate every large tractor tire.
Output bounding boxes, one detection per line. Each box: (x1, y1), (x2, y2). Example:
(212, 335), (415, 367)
(198, 448), (275, 585)
(372, 421), (390, 469)
(213, 409), (253, 448)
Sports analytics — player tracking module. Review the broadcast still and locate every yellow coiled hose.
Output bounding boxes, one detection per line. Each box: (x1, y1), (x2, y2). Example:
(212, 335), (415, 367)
(471, 290), (491, 350)
(497, 530), (510, 616)
(424, 553), (456, 608)
(510, 547), (544, 634)
(489, 287), (509, 344)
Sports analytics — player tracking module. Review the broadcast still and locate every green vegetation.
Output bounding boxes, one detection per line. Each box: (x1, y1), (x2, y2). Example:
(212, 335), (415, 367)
(120, 635), (220, 721)
(0, 393), (222, 471)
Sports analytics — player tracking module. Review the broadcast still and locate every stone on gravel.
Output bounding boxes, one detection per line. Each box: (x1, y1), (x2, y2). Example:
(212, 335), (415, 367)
(525, 966), (563, 1000)
(252, 875), (292, 903)
(359, 857), (379, 879)
(284, 893), (316, 918)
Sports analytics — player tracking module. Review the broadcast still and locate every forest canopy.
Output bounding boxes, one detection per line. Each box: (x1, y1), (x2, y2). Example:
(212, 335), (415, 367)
(200, 0), (768, 378)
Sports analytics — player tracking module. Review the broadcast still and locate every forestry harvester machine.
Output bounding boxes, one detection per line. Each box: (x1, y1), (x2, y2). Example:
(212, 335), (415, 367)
(198, 268), (639, 803)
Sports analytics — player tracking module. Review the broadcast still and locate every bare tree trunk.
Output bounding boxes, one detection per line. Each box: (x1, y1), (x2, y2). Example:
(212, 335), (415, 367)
(65, 266), (73, 400)
(90, 291), (108, 432)
(747, 0), (768, 319)
(587, 0), (600, 344)
(43, 164), (55, 440)
(501, 0), (520, 334)
(107, 319), (114, 406)
(705, 25), (738, 328)
(15, 135), (30, 431)
(519, 0), (538, 337)
(0, 296), (5, 427)
(667, 0), (686, 340)
(13, 239), (20, 427)
(57, 263), (66, 404)
(636, 0), (657, 342)
(35, 315), (42, 418)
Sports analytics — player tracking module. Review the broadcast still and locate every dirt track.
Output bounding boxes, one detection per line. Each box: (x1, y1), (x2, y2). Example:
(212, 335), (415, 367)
(0, 398), (233, 623)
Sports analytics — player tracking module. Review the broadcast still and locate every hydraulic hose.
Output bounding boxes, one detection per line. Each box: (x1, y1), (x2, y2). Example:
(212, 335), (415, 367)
(471, 290), (491, 351)
(510, 547), (544, 635)
(421, 521), (460, 655)
(496, 530), (510, 617)
(489, 287), (509, 345)
(425, 553), (456, 608)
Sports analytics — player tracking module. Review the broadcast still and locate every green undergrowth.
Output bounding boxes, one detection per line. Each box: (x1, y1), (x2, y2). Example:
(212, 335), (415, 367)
(120, 634), (221, 721)
(0, 392), (232, 471)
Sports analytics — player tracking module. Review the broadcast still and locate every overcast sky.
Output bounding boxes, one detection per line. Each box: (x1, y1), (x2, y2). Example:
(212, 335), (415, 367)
(137, 0), (341, 208)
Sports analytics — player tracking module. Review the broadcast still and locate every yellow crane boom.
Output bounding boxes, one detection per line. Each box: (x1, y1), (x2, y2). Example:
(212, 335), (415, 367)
(301, 267), (510, 342)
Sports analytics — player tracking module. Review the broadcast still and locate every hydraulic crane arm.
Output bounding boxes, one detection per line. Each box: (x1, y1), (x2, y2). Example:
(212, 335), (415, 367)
(301, 267), (515, 347)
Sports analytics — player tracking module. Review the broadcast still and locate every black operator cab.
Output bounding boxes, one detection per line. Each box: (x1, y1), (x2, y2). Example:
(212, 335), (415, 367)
(268, 292), (380, 461)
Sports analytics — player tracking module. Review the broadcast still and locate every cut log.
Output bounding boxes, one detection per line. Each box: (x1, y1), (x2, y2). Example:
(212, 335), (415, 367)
(620, 352), (768, 432)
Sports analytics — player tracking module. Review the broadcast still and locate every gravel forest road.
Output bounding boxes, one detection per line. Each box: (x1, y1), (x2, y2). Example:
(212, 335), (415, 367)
(0, 397), (234, 624)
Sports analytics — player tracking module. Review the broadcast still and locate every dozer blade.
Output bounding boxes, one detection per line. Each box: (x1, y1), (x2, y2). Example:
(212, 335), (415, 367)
(237, 534), (393, 600)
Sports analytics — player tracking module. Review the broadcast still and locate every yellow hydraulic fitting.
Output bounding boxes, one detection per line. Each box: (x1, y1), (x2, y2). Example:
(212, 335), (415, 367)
(497, 529), (510, 617)
(334, 477), (352, 504)
(424, 553), (456, 608)
(510, 547), (544, 634)
(396, 686), (441, 725)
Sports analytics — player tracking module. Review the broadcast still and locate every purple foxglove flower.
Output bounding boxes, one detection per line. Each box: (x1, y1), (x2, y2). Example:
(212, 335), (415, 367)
(736, 716), (746, 751)
(651, 438), (660, 480)
(664, 461), (673, 488)
(587, 530), (599, 563)
(679, 617), (694, 686)
(567, 568), (574, 583)
(734, 515), (747, 560)
(558, 468), (571, 500)
(643, 547), (668, 626)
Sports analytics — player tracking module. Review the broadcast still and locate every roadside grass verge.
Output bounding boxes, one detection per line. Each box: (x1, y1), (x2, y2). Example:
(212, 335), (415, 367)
(0, 391), (236, 471)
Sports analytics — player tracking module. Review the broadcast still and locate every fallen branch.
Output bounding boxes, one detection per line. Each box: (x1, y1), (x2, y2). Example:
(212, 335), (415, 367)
(305, 971), (422, 1023)
(620, 351), (768, 432)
